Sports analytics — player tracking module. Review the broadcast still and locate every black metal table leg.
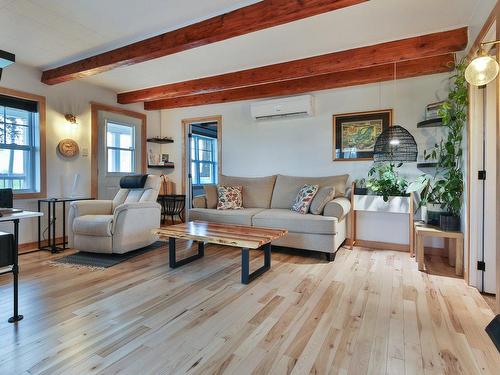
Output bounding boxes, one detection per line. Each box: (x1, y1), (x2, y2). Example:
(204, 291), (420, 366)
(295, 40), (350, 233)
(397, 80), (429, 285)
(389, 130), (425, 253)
(8, 219), (22, 323)
(62, 201), (66, 249)
(47, 201), (51, 251)
(241, 243), (272, 284)
(51, 201), (57, 253)
(37, 200), (41, 250)
(168, 237), (205, 268)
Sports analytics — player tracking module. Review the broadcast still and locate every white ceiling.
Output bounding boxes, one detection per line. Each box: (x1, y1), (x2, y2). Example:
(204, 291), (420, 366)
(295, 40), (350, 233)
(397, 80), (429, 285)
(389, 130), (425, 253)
(0, 0), (496, 94)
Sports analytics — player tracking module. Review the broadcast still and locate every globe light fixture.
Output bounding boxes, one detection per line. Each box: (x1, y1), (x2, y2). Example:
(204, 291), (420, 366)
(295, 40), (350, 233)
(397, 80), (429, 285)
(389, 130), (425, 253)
(465, 41), (500, 86)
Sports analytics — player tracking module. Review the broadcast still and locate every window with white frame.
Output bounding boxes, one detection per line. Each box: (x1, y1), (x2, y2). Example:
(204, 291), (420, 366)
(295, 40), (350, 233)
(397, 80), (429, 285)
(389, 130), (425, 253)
(0, 95), (41, 193)
(106, 121), (135, 173)
(190, 134), (217, 185)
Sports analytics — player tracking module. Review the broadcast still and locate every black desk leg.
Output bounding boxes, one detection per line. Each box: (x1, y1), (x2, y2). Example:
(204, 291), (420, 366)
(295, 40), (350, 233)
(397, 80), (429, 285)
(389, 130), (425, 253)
(168, 237), (204, 268)
(241, 243), (271, 285)
(8, 219), (23, 323)
(62, 201), (66, 249)
(37, 200), (41, 250)
(51, 201), (56, 253)
(47, 202), (51, 252)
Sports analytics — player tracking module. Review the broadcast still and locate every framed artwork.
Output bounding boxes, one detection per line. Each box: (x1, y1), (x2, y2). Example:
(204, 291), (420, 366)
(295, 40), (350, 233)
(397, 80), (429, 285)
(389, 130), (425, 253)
(332, 109), (392, 161)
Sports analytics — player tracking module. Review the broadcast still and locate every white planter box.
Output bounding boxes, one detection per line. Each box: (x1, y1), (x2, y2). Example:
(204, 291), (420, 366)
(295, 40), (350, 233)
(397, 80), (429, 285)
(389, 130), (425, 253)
(354, 195), (411, 214)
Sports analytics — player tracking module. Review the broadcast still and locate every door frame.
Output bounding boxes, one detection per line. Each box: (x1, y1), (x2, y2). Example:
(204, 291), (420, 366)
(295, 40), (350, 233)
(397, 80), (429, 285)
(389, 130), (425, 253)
(181, 115), (222, 197)
(90, 102), (147, 198)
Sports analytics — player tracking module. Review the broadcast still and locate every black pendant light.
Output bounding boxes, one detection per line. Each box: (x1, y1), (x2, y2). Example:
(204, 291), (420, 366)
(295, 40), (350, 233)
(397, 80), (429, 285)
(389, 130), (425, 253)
(373, 125), (417, 162)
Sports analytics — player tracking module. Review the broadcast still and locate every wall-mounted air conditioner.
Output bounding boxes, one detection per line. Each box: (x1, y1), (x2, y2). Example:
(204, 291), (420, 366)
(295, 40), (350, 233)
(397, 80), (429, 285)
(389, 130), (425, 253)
(250, 95), (314, 120)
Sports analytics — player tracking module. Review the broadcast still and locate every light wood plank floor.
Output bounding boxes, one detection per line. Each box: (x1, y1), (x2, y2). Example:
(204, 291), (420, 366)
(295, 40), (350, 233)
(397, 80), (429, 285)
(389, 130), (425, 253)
(0, 242), (498, 374)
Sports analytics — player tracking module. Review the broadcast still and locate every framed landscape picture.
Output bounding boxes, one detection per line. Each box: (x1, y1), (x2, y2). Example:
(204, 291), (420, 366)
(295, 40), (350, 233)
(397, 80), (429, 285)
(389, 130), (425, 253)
(332, 109), (392, 161)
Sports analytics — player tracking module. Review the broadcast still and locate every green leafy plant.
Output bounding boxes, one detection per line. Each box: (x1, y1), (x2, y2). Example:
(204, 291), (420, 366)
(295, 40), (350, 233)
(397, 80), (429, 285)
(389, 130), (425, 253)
(409, 59), (467, 216)
(366, 163), (408, 202)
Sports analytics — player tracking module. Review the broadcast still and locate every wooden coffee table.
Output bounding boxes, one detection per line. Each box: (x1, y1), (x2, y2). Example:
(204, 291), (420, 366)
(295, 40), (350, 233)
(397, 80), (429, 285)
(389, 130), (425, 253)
(153, 221), (287, 284)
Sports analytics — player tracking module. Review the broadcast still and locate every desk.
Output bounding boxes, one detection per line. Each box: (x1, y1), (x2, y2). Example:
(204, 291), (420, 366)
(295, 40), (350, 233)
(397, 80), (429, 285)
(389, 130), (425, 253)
(38, 197), (93, 253)
(0, 211), (43, 323)
(414, 222), (463, 275)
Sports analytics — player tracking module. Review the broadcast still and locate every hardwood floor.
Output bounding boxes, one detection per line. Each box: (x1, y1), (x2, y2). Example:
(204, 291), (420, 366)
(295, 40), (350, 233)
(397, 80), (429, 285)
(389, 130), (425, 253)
(0, 242), (498, 374)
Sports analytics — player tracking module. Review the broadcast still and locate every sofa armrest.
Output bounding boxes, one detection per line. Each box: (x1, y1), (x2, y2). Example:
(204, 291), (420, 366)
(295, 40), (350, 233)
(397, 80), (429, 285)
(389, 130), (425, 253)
(70, 200), (113, 217)
(323, 197), (351, 221)
(192, 195), (207, 208)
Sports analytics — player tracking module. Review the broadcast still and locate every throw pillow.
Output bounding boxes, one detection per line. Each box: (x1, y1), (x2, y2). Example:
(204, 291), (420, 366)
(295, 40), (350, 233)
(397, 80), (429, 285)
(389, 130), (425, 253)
(203, 184), (218, 209)
(310, 186), (336, 215)
(217, 185), (243, 210)
(291, 184), (319, 214)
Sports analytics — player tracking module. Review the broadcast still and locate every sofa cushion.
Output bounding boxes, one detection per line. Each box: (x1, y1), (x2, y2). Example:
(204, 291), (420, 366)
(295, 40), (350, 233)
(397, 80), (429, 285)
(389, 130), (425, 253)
(252, 209), (337, 235)
(271, 174), (348, 209)
(310, 186), (336, 215)
(291, 184), (319, 214)
(217, 185), (243, 210)
(189, 208), (265, 226)
(73, 215), (114, 237)
(204, 184), (218, 209)
(219, 175), (277, 208)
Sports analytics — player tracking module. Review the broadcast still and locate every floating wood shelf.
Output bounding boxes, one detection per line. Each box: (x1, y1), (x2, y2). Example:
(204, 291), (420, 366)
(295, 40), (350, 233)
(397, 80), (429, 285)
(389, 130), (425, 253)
(147, 137), (174, 144)
(417, 118), (443, 128)
(148, 163), (175, 169)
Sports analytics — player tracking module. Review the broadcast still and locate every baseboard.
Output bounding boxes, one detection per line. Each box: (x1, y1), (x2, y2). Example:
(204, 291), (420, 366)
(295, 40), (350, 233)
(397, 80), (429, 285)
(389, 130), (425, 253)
(18, 237), (66, 254)
(346, 238), (449, 257)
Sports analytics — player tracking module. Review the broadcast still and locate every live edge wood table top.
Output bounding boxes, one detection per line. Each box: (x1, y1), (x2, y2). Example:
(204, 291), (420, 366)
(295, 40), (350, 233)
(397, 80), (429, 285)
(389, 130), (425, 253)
(154, 221), (287, 249)
(153, 221), (287, 284)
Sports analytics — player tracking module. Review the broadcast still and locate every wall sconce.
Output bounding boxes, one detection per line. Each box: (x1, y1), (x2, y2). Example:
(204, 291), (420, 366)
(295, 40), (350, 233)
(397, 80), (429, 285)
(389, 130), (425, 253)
(65, 114), (78, 126)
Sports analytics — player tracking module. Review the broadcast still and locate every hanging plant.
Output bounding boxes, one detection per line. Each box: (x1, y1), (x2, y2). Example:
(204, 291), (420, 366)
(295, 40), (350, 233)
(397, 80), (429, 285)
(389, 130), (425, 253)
(407, 58), (467, 227)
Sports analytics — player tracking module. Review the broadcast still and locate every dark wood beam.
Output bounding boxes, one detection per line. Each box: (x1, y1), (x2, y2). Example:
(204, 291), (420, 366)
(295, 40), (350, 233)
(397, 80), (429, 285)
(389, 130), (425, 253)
(144, 54), (454, 110)
(120, 27), (467, 104)
(41, 0), (367, 85)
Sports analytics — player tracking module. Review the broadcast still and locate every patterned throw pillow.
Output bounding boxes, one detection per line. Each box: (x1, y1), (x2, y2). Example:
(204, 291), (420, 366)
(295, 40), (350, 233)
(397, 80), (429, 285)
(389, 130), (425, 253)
(217, 185), (243, 210)
(291, 184), (319, 214)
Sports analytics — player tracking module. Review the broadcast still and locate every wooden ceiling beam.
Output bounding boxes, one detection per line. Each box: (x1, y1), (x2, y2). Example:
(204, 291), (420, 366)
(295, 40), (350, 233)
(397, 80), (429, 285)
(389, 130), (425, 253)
(119, 27), (467, 104)
(41, 0), (367, 85)
(144, 54), (455, 110)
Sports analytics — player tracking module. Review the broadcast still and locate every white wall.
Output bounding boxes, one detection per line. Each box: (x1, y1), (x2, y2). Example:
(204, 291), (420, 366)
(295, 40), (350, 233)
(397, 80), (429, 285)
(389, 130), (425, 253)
(158, 73), (451, 246)
(0, 63), (160, 244)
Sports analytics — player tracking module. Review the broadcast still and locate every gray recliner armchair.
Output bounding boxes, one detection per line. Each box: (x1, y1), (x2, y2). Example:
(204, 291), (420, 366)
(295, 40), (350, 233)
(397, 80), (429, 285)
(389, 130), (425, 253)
(68, 175), (161, 254)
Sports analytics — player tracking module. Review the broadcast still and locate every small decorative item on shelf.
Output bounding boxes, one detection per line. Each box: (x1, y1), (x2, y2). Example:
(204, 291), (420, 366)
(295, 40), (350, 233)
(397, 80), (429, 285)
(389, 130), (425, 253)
(161, 153), (169, 164)
(425, 101), (445, 120)
(353, 178), (367, 195)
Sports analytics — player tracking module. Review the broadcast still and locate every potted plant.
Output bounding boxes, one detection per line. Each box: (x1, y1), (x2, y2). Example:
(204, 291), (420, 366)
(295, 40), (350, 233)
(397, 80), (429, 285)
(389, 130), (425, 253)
(407, 59), (467, 231)
(406, 175), (445, 225)
(353, 178), (368, 195)
(366, 162), (408, 202)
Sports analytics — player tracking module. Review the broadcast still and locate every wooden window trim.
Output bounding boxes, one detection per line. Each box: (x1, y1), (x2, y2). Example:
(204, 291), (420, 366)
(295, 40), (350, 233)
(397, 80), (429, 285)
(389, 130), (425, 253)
(181, 116), (222, 194)
(0, 86), (47, 199)
(90, 102), (147, 198)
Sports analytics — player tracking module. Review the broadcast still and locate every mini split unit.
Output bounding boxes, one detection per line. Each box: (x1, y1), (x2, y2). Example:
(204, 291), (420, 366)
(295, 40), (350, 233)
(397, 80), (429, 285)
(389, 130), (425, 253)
(250, 95), (315, 120)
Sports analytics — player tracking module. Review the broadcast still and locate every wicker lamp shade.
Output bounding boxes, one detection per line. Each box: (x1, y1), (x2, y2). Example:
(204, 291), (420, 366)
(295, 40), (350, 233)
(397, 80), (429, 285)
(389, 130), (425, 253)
(373, 125), (417, 162)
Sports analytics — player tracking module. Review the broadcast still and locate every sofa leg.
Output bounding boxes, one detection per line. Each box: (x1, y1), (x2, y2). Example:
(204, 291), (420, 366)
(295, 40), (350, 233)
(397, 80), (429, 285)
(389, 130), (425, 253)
(325, 252), (336, 262)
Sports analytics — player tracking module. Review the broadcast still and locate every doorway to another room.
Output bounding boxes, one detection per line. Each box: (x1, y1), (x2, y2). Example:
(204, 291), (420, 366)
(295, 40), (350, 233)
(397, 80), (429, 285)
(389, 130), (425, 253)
(182, 116), (222, 214)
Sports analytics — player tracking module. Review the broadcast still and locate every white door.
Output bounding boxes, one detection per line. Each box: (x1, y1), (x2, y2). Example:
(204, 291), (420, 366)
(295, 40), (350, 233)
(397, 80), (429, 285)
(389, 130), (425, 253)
(97, 110), (143, 200)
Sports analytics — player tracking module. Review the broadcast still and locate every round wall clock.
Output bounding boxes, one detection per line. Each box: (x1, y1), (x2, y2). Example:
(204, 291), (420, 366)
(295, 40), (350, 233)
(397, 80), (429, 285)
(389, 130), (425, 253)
(57, 138), (79, 158)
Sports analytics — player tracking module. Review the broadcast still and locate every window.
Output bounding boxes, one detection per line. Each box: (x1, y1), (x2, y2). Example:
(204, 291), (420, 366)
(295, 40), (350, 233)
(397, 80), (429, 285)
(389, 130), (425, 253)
(190, 134), (217, 185)
(0, 94), (41, 194)
(106, 121), (135, 173)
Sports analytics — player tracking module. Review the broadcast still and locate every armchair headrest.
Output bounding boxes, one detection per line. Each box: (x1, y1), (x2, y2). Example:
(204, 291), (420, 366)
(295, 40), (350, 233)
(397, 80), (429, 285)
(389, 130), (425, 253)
(120, 175), (148, 189)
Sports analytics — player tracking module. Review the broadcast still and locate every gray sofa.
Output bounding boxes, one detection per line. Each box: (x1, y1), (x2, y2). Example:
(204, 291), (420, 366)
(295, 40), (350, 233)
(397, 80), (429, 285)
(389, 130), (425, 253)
(190, 174), (351, 260)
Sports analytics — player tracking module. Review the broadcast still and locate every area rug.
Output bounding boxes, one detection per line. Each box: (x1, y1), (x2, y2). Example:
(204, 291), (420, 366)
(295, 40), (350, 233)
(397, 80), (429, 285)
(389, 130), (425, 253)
(47, 241), (165, 270)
